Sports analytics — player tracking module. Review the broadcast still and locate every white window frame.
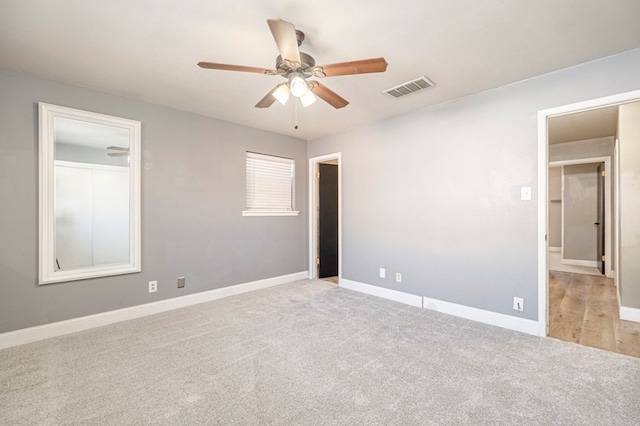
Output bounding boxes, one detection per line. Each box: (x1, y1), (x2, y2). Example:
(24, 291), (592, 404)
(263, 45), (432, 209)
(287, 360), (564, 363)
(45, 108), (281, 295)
(243, 152), (299, 216)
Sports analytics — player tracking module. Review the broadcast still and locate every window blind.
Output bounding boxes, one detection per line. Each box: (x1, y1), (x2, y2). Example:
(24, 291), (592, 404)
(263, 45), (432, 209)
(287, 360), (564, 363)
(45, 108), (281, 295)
(246, 152), (294, 211)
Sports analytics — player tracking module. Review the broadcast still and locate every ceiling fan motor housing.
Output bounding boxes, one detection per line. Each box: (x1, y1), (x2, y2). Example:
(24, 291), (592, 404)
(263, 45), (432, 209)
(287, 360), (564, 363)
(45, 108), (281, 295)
(276, 52), (316, 75)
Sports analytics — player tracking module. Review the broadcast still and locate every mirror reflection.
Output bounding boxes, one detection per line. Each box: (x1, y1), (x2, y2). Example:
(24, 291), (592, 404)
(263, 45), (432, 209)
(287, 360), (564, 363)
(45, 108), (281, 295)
(54, 118), (130, 271)
(39, 103), (141, 284)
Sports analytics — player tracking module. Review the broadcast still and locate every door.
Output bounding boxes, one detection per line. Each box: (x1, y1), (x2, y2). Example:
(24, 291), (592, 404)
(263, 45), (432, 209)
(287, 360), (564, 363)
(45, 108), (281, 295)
(318, 163), (338, 278)
(596, 163), (605, 274)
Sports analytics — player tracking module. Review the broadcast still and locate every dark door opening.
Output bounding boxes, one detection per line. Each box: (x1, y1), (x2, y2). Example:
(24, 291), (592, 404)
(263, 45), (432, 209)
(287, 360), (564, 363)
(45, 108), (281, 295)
(318, 163), (338, 279)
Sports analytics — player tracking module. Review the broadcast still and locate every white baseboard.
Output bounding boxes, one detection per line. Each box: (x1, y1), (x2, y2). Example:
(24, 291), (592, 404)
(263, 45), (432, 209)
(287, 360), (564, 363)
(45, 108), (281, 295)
(422, 296), (539, 336)
(338, 279), (538, 336)
(549, 246), (561, 252)
(561, 258), (598, 267)
(620, 306), (640, 323)
(339, 279), (423, 308)
(0, 271), (308, 350)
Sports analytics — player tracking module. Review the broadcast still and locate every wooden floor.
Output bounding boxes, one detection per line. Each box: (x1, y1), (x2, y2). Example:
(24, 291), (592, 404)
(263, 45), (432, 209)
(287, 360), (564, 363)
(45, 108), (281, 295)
(549, 271), (640, 358)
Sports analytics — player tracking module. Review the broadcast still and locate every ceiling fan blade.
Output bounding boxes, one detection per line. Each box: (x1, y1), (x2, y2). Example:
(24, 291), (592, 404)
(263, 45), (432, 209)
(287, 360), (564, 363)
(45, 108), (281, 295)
(267, 19), (301, 67)
(309, 82), (349, 109)
(107, 152), (129, 157)
(198, 62), (276, 75)
(106, 146), (129, 151)
(255, 85), (280, 108)
(318, 57), (388, 77)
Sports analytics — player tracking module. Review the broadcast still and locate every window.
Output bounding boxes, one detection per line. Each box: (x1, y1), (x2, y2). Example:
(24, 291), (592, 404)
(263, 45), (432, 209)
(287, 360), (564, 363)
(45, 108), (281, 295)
(243, 152), (299, 216)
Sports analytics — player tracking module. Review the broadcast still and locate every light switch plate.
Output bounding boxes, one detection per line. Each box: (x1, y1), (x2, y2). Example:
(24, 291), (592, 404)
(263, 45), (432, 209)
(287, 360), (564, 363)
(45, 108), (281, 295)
(521, 186), (532, 201)
(379, 268), (386, 278)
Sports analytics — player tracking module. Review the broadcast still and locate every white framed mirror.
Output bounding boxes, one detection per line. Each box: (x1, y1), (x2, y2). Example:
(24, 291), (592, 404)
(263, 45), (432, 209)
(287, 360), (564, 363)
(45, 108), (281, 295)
(39, 103), (141, 284)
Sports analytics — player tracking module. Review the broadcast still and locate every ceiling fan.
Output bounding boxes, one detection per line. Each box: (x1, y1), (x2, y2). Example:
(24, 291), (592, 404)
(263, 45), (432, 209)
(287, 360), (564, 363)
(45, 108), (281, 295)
(106, 146), (129, 157)
(198, 19), (388, 109)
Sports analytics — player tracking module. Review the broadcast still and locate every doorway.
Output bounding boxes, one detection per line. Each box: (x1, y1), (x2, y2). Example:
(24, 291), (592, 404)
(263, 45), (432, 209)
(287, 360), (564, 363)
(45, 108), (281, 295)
(537, 89), (640, 338)
(548, 158), (611, 278)
(318, 163), (338, 281)
(309, 153), (342, 283)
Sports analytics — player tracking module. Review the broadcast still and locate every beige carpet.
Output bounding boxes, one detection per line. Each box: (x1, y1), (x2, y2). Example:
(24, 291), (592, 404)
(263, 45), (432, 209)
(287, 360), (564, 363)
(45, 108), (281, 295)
(1, 279), (639, 425)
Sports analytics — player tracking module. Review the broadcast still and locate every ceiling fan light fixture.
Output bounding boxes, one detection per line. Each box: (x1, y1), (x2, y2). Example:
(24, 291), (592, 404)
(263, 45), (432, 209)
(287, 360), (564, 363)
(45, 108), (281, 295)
(289, 72), (308, 97)
(300, 90), (317, 107)
(273, 84), (290, 105)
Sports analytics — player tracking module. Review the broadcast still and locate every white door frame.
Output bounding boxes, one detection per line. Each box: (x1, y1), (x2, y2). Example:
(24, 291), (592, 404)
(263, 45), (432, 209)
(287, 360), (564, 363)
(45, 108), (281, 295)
(537, 89), (640, 337)
(551, 157), (611, 275)
(308, 153), (342, 281)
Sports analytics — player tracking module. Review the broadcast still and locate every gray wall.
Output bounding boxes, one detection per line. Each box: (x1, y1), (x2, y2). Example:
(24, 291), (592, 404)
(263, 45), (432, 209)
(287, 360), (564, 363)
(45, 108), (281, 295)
(549, 136), (614, 162)
(0, 68), (308, 333)
(548, 167), (562, 248)
(309, 48), (640, 321)
(619, 101), (640, 309)
(562, 163), (598, 262)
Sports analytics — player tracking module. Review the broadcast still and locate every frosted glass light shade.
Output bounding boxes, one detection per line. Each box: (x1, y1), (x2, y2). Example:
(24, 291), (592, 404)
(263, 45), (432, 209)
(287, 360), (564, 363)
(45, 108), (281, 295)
(273, 84), (290, 105)
(300, 90), (317, 107)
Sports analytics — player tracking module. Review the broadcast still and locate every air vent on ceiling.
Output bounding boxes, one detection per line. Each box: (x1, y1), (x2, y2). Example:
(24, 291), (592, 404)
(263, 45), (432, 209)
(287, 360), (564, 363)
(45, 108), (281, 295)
(383, 76), (435, 98)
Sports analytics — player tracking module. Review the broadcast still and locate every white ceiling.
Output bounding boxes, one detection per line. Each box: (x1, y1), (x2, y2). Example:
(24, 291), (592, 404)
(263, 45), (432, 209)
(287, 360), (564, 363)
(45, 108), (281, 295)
(1, 0), (639, 141)
(547, 100), (640, 146)
(548, 105), (620, 145)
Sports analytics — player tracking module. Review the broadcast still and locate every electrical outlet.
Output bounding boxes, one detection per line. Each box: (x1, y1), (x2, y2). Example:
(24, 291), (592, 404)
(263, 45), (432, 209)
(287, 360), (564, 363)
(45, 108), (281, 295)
(177, 277), (185, 288)
(148, 280), (157, 293)
(513, 297), (524, 312)
(395, 273), (402, 283)
(379, 268), (386, 278)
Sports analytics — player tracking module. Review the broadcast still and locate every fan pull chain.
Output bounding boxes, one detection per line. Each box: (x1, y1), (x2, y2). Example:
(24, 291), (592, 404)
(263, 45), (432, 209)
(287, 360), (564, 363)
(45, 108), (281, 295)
(294, 98), (299, 130)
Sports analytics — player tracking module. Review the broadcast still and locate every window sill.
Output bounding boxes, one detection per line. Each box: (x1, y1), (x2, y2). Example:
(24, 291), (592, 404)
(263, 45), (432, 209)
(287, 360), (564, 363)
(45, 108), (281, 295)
(242, 210), (300, 217)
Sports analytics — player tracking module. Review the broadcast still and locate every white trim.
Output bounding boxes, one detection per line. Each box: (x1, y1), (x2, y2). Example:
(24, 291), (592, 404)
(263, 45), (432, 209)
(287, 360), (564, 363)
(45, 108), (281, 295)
(620, 306), (640, 323)
(549, 246), (561, 252)
(537, 89), (640, 338)
(614, 138), (621, 307)
(55, 160), (129, 172)
(422, 296), (539, 336)
(550, 158), (611, 166)
(0, 271), (308, 350)
(561, 165), (565, 262)
(560, 259), (598, 267)
(308, 153), (342, 281)
(242, 210), (300, 216)
(537, 108), (548, 337)
(339, 279), (423, 308)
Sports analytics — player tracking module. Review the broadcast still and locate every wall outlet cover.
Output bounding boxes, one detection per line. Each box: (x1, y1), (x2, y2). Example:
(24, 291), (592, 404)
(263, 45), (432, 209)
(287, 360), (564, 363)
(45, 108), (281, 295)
(513, 297), (524, 312)
(148, 280), (157, 293)
(177, 277), (185, 288)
